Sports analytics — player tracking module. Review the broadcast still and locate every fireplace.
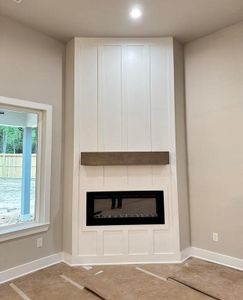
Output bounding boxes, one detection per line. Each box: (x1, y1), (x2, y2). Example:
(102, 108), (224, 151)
(86, 191), (164, 226)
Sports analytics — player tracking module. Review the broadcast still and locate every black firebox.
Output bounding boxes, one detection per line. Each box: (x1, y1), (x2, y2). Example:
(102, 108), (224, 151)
(86, 191), (164, 226)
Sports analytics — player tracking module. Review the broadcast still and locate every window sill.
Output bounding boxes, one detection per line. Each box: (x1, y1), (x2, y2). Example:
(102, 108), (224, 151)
(0, 222), (50, 242)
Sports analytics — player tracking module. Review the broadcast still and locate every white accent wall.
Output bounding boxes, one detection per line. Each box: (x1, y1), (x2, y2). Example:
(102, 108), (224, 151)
(64, 38), (189, 264)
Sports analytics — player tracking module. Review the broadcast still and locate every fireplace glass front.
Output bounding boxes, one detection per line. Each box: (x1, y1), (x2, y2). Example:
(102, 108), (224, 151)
(86, 191), (164, 226)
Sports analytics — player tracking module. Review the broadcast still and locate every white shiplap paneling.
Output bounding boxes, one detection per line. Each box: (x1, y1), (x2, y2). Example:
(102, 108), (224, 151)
(126, 45), (151, 151)
(79, 44), (98, 151)
(150, 45), (170, 150)
(98, 45), (123, 151)
(75, 38), (181, 263)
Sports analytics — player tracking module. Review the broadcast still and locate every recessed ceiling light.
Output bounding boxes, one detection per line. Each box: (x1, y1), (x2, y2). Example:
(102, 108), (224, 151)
(130, 7), (142, 20)
(13, 0), (23, 4)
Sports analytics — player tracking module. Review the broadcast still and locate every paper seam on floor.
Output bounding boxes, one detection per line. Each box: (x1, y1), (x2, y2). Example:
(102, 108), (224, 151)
(60, 274), (84, 290)
(168, 277), (221, 300)
(135, 267), (167, 281)
(9, 283), (32, 300)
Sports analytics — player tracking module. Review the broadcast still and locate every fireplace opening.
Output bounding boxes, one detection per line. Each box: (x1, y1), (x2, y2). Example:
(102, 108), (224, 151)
(86, 191), (164, 226)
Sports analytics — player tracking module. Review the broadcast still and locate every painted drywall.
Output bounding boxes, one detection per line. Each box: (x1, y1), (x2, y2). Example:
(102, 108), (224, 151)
(185, 21), (243, 258)
(173, 40), (190, 251)
(0, 16), (65, 270)
(1, 0), (243, 43)
(63, 39), (74, 254)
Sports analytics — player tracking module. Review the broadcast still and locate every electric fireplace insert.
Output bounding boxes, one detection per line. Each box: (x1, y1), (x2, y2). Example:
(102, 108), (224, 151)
(86, 190), (164, 226)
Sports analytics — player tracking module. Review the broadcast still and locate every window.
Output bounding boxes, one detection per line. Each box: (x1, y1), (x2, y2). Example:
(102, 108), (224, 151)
(0, 109), (38, 226)
(0, 96), (52, 241)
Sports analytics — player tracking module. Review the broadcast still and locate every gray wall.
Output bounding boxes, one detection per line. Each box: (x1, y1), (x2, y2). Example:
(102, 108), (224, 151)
(173, 40), (191, 251)
(0, 16), (65, 270)
(2, 12), (243, 271)
(63, 39), (74, 254)
(185, 22), (243, 258)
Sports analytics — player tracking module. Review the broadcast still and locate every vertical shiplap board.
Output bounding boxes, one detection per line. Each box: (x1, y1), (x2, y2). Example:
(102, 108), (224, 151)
(152, 165), (171, 186)
(126, 45), (151, 151)
(98, 45), (122, 150)
(150, 44), (170, 184)
(99, 45), (127, 185)
(80, 166), (104, 187)
(78, 42), (103, 186)
(126, 45), (152, 184)
(78, 43), (98, 151)
(150, 45), (170, 151)
(104, 165), (127, 186)
(127, 165), (153, 186)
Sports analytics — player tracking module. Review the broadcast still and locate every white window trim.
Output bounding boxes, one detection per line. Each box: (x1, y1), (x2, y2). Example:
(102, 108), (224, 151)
(0, 96), (52, 242)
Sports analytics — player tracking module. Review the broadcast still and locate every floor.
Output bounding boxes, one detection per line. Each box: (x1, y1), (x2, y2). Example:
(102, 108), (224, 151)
(0, 258), (243, 299)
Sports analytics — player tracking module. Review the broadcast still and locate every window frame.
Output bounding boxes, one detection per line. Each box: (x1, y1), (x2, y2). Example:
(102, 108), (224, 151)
(0, 96), (52, 242)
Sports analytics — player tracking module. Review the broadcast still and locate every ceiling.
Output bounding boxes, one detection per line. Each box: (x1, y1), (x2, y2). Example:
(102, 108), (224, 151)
(0, 0), (243, 43)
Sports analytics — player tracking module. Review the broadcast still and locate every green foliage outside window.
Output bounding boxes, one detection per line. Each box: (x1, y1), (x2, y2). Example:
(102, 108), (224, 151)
(0, 126), (37, 154)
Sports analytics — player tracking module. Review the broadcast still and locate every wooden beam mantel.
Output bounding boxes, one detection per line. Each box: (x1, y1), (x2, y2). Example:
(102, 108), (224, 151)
(81, 151), (169, 166)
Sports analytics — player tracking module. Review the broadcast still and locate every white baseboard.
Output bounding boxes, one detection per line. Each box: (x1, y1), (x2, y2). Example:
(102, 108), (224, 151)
(64, 248), (243, 271)
(1, 248), (243, 284)
(190, 247), (243, 271)
(64, 251), (184, 266)
(0, 252), (63, 284)
(62, 251), (73, 266)
(180, 247), (191, 262)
